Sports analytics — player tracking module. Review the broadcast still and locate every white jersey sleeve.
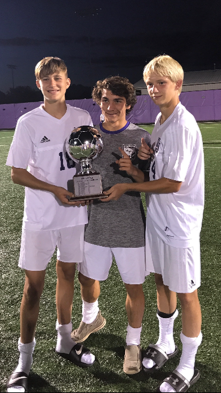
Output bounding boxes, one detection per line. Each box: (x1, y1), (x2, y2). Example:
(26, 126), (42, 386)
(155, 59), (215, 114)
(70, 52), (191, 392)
(162, 123), (196, 182)
(6, 116), (34, 169)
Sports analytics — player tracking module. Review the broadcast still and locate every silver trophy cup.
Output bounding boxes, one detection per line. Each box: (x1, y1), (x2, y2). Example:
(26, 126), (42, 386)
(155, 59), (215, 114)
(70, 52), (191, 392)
(66, 125), (107, 200)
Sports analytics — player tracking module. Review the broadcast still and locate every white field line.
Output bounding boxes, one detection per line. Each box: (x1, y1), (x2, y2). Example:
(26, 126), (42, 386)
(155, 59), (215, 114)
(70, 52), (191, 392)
(203, 139), (221, 143)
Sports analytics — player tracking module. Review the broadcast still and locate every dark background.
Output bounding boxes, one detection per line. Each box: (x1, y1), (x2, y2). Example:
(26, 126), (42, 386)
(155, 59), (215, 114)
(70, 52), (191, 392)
(1, 0), (221, 103)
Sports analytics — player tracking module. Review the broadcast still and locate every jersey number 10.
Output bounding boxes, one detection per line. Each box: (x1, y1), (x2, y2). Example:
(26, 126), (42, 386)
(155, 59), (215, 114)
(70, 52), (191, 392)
(59, 152), (75, 171)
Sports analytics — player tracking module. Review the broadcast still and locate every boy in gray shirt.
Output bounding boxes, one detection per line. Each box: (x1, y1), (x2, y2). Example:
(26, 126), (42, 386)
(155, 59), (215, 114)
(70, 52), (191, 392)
(71, 76), (151, 374)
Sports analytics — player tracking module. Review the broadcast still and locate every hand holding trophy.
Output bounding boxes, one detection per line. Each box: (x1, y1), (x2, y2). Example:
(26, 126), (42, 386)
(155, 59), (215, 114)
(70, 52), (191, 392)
(66, 125), (107, 201)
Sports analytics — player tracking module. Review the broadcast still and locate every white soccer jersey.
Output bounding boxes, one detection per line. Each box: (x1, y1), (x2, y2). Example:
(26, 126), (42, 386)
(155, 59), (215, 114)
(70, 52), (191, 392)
(6, 104), (93, 230)
(147, 102), (204, 248)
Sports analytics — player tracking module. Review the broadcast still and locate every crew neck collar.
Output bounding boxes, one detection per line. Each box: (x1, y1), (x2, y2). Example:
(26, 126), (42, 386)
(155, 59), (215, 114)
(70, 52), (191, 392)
(100, 121), (130, 134)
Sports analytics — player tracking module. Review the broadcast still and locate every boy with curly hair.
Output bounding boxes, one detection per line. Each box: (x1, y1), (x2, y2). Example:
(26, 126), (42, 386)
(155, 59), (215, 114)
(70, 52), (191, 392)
(71, 76), (151, 375)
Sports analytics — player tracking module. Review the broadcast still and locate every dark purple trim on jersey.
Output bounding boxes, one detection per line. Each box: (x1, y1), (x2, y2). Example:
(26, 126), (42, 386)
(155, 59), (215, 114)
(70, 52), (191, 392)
(99, 121), (130, 134)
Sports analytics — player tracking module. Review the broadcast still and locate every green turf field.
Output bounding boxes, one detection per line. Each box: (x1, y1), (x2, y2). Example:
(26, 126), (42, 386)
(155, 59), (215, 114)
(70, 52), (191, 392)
(0, 123), (221, 392)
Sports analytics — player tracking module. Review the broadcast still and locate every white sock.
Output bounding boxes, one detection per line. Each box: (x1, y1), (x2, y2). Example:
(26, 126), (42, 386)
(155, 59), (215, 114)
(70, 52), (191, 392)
(159, 331), (202, 393)
(126, 324), (142, 346)
(55, 320), (95, 365)
(56, 320), (75, 354)
(142, 310), (178, 369)
(82, 300), (99, 324)
(14, 338), (36, 375)
(177, 331), (202, 380)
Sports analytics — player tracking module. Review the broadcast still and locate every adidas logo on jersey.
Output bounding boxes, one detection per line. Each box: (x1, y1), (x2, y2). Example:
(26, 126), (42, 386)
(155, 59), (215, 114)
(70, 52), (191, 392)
(40, 136), (50, 143)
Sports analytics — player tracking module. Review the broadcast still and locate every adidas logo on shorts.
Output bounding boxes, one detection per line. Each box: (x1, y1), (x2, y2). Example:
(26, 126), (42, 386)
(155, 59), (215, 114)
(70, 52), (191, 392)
(40, 136), (50, 143)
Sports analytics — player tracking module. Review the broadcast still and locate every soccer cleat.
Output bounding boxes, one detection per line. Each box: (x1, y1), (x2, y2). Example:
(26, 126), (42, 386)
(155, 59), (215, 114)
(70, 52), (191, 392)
(71, 311), (106, 343)
(123, 345), (142, 374)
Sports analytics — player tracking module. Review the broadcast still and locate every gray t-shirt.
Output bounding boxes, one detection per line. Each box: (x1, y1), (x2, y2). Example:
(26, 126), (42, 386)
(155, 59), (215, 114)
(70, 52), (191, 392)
(84, 122), (151, 248)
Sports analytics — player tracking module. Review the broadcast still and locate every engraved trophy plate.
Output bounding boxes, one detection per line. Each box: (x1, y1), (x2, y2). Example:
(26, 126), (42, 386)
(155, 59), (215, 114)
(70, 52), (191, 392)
(66, 125), (108, 200)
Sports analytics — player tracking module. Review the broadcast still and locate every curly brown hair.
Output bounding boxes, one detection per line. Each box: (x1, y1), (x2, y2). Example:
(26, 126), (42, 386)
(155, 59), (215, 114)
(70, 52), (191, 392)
(92, 76), (137, 114)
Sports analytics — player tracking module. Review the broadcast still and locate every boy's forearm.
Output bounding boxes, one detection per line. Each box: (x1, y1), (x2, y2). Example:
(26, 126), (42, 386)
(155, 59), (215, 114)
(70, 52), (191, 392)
(122, 177), (182, 194)
(131, 166), (147, 183)
(11, 167), (57, 194)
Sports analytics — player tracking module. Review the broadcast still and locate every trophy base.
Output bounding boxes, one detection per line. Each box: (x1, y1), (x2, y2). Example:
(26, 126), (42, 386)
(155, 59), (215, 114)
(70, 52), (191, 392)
(69, 193), (108, 201)
(67, 178), (108, 201)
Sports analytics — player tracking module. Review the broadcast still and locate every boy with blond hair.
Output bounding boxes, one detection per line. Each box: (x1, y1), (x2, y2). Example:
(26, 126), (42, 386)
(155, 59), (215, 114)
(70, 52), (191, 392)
(103, 55), (204, 392)
(6, 57), (95, 392)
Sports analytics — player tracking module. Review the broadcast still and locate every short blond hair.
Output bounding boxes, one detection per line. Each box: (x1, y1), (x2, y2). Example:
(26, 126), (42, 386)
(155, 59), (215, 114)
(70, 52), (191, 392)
(143, 55), (184, 94)
(35, 57), (68, 80)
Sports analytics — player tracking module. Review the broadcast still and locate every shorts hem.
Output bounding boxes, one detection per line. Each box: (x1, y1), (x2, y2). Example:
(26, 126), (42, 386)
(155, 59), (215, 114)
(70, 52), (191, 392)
(57, 259), (81, 264)
(167, 283), (201, 294)
(123, 279), (145, 285)
(78, 267), (109, 282)
(18, 264), (46, 272)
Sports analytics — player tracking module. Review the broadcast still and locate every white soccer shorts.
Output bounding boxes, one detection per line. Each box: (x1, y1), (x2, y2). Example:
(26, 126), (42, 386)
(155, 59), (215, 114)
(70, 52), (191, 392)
(78, 242), (147, 284)
(145, 218), (201, 293)
(18, 225), (85, 271)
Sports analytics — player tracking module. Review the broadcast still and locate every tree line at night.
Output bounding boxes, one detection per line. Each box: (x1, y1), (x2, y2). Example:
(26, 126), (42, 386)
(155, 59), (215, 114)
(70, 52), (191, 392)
(0, 84), (92, 104)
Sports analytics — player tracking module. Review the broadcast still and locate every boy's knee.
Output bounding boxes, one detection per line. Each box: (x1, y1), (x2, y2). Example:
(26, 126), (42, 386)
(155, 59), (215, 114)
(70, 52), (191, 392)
(178, 290), (199, 307)
(57, 262), (76, 282)
(78, 272), (95, 288)
(23, 280), (44, 303)
(125, 283), (144, 299)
